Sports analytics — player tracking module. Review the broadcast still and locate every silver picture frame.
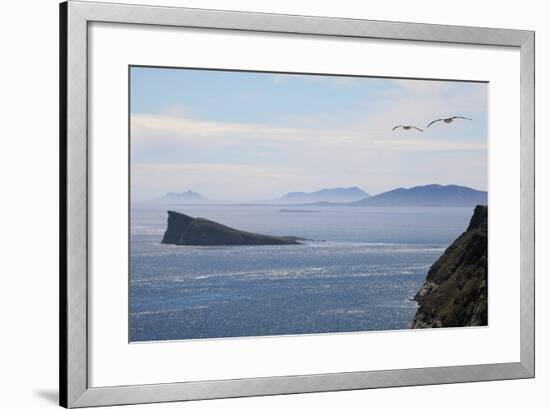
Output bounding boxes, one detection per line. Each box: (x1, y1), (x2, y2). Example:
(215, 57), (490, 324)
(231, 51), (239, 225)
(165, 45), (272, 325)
(60, 1), (535, 407)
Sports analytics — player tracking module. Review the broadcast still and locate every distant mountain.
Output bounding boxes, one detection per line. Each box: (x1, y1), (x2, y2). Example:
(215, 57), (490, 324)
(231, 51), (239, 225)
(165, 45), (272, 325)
(274, 187), (370, 204)
(156, 190), (208, 203)
(352, 184), (487, 207)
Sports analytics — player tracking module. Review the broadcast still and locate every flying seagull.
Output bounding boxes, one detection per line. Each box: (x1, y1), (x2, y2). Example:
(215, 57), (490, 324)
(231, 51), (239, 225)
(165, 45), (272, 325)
(392, 125), (424, 132)
(427, 116), (472, 128)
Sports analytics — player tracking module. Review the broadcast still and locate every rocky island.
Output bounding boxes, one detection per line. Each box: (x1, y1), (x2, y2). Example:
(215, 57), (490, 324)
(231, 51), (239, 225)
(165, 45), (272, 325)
(161, 211), (303, 246)
(411, 205), (488, 328)
(353, 184), (487, 207)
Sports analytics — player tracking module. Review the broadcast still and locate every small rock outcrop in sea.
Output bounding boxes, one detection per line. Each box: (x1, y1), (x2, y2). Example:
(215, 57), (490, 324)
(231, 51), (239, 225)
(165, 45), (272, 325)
(161, 211), (303, 246)
(411, 205), (488, 329)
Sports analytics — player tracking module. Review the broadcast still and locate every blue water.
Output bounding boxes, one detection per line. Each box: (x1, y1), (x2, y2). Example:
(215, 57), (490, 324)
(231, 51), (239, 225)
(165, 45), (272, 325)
(130, 204), (473, 342)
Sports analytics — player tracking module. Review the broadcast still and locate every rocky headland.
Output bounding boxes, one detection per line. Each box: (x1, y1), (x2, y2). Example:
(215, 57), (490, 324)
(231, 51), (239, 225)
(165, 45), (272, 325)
(411, 205), (488, 328)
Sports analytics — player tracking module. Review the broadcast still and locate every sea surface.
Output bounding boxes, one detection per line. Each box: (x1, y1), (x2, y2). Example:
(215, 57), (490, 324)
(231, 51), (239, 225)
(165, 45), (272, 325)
(130, 204), (473, 342)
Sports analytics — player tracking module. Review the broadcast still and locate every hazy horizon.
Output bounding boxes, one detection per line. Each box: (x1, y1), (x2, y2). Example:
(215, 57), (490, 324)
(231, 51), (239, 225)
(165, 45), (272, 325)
(139, 183), (487, 204)
(130, 67), (488, 202)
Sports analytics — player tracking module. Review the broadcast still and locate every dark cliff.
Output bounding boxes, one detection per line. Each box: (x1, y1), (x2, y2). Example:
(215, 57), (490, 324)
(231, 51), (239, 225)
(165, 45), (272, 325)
(411, 205), (488, 328)
(161, 211), (303, 246)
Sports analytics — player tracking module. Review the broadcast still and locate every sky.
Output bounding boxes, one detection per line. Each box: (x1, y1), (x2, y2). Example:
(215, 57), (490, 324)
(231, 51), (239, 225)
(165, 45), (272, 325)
(130, 66), (488, 201)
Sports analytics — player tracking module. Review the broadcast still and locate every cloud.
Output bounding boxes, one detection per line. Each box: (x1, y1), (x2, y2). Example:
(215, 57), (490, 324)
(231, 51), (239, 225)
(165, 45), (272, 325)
(378, 80), (488, 123)
(132, 106), (485, 154)
(131, 113), (358, 146)
(130, 76), (488, 200)
(374, 139), (486, 152)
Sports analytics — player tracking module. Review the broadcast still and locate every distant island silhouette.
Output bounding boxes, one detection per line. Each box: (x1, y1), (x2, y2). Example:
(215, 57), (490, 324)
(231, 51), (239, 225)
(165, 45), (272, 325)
(349, 184), (487, 207)
(270, 186), (370, 204)
(153, 184), (487, 207)
(156, 190), (208, 203)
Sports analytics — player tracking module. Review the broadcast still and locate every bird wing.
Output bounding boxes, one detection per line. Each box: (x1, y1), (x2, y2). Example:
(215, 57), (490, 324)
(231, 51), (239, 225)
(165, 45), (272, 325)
(427, 118), (443, 128)
(412, 126), (424, 132)
(392, 125), (403, 131)
(451, 116), (472, 120)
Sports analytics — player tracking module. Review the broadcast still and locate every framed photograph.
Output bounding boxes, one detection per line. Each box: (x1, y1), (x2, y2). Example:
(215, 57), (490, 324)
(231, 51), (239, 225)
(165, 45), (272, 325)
(60, 1), (534, 407)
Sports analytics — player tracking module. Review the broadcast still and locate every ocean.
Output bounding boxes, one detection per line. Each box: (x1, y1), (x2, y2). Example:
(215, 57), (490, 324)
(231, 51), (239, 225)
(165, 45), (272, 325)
(130, 204), (473, 342)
